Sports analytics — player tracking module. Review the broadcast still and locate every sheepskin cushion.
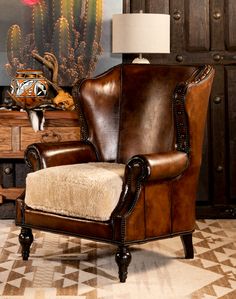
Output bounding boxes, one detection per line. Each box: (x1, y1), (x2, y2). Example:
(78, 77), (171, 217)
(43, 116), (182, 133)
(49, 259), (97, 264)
(25, 162), (125, 221)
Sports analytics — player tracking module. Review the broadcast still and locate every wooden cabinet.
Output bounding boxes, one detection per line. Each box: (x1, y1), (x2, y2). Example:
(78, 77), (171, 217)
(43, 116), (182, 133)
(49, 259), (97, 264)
(0, 110), (80, 203)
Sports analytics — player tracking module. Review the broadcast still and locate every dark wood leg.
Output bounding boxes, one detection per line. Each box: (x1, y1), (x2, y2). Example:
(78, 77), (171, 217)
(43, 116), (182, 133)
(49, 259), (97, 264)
(181, 233), (194, 259)
(115, 246), (132, 283)
(19, 227), (33, 260)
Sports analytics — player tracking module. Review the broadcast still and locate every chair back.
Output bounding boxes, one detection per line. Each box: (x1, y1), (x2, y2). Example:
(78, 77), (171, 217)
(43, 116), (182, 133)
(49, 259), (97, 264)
(74, 64), (213, 164)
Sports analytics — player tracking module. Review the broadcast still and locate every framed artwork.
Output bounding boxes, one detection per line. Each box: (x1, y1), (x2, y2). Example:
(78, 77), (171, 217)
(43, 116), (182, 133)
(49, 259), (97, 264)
(0, 0), (123, 86)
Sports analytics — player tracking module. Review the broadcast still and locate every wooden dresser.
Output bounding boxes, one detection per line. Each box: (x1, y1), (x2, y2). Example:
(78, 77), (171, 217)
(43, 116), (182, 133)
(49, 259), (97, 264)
(0, 110), (80, 203)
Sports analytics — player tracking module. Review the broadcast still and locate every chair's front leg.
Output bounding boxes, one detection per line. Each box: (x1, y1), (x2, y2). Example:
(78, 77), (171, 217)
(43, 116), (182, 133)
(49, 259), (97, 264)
(115, 246), (132, 283)
(19, 227), (34, 260)
(181, 233), (194, 259)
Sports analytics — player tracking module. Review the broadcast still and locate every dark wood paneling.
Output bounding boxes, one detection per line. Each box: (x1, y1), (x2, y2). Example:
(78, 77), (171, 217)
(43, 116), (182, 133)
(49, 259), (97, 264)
(185, 0), (210, 51)
(196, 126), (210, 202)
(130, 0), (145, 12)
(145, 0), (169, 13)
(197, 205), (236, 219)
(210, 0), (225, 50)
(225, 0), (236, 50)
(209, 65), (227, 205)
(123, 0), (131, 12)
(170, 0), (185, 53)
(226, 66), (236, 202)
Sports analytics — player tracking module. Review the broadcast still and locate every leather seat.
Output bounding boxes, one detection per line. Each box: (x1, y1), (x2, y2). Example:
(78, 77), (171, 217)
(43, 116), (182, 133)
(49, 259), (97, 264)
(15, 64), (215, 282)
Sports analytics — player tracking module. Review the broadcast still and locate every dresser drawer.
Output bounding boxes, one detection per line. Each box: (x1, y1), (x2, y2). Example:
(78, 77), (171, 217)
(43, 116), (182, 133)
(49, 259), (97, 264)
(0, 127), (12, 151)
(20, 127), (81, 150)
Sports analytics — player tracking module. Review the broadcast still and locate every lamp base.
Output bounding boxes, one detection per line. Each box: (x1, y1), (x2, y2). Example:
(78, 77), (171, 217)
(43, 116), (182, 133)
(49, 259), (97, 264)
(132, 57), (150, 64)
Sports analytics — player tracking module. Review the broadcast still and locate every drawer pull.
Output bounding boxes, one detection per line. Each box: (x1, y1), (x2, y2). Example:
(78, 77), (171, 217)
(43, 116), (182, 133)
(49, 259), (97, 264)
(4, 167), (12, 175)
(41, 131), (61, 143)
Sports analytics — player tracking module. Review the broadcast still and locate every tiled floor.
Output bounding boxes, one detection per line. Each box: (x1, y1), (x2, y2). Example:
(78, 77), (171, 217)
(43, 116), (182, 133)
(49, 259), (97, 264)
(0, 219), (235, 298)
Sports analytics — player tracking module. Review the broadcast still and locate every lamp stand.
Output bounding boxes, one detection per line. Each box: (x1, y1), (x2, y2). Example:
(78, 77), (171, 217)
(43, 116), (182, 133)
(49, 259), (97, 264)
(132, 53), (150, 64)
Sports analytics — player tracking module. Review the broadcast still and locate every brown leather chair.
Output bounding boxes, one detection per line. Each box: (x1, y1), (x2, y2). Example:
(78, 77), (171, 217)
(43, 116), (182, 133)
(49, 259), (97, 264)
(15, 64), (214, 282)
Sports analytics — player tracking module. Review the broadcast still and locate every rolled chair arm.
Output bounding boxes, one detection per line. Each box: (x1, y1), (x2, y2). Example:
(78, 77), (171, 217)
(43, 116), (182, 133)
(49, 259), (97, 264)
(25, 140), (98, 171)
(127, 151), (189, 182)
(112, 151), (188, 220)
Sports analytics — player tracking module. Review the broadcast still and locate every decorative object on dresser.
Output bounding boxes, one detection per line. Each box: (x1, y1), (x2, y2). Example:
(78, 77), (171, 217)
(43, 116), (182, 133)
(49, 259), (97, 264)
(31, 51), (75, 111)
(16, 64), (214, 282)
(10, 69), (48, 109)
(7, 54), (75, 132)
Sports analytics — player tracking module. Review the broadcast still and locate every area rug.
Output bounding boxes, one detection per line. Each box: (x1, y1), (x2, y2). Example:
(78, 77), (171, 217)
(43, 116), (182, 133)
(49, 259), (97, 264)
(0, 219), (235, 299)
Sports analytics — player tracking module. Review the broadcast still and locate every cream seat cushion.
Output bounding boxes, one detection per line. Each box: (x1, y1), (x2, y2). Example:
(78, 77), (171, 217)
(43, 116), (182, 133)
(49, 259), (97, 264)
(25, 162), (125, 221)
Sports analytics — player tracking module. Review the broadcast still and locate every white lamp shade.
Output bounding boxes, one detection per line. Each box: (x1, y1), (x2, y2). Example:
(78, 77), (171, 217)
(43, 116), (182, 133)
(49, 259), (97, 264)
(112, 13), (170, 54)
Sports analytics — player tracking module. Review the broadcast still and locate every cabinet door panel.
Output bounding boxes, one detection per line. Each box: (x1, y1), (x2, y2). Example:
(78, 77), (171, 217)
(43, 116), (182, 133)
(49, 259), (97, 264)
(170, 0), (185, 52)
(145, 0), (169, 13)
(185, 0), (210, 51)
(196, 127), (209, 202)
(225, 0), (236, 50)
(209, 66), (227, 204)
(226, 66), (236, 203)
(210, 0), (225, 50)
(130, 0), (145, 12)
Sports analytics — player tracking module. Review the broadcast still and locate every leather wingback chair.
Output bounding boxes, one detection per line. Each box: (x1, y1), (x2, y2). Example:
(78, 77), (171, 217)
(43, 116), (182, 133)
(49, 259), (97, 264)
(15, 64), (214, 283)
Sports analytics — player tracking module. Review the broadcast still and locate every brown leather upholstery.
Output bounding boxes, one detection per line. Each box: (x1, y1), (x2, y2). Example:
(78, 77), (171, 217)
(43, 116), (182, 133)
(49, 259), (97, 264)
(15, 64), (215, 282)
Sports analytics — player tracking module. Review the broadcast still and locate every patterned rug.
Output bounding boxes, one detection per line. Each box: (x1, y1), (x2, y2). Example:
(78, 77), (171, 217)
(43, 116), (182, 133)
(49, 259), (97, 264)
(0, 219), (235, 299)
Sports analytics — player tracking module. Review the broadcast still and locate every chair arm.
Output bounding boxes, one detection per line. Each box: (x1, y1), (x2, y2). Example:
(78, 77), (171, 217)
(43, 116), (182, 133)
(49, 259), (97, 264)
(25, 140), (98, 171)
(111, 151), (188, 221)
(127, 151), (189, 182)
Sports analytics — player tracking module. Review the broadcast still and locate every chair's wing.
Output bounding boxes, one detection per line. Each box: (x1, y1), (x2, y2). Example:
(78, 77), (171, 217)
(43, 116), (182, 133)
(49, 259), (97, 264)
(74, 64), (201, 164)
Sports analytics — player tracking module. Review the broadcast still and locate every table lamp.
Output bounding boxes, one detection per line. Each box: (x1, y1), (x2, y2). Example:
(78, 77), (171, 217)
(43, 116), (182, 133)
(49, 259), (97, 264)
(112, 12), (170, 63)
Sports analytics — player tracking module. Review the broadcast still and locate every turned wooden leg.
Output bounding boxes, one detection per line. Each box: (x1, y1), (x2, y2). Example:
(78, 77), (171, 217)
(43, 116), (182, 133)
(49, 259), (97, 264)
(115, 246), (132, 283)
(19, 227), (33, 261)
(181, 233), (194, 259)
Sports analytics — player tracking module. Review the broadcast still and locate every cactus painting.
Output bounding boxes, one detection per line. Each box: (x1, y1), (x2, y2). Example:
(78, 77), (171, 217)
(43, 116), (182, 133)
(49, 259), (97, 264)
(4, 0), (112, 86)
